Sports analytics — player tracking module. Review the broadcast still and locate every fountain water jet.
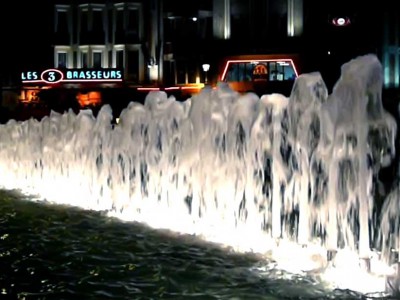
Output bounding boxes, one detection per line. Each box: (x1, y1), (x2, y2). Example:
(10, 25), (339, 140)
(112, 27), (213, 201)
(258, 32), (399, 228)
(0, 54), (398, 295)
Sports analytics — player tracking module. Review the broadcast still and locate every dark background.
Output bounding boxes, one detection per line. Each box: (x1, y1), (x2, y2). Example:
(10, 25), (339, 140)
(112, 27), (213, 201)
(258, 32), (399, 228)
(0, 1), (54, 74)
(0, 0), (385, 75)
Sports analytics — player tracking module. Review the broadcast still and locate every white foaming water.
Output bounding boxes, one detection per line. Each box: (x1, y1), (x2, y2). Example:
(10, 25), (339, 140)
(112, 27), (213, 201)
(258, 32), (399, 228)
(0, 54), (398, 296)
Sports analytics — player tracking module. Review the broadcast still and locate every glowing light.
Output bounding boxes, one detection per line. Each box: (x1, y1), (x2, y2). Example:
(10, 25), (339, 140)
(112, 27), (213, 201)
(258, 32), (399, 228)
(20, 89), (40, 103)
(277, 61), (290, 66)
(22, 68), (122, 84)
(202, 64), (210, 84)
(76, 91), (102, 107)
(62, 79), (122, 83)
(148, 64), (159, 81)
(202, 64), (210, 72)
(180, 83), (204, 90)
(332, 17), (351, 27)
(137, 87), (160, 91)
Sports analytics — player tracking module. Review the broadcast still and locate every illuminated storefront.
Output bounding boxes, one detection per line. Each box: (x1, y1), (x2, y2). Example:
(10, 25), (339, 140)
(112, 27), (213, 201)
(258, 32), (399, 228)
(218, 54), (300, 96)
(20, 68), (124, 108)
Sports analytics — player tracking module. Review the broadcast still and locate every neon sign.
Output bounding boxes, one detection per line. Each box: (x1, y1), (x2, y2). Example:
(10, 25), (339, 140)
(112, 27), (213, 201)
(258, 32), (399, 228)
(65, 69), (122, 81)
(21, 68), (123, 84)
(41, 69), (64, 84)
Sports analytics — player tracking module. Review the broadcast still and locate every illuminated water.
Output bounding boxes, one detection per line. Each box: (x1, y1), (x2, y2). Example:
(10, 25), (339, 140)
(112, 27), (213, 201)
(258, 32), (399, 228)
(0, 54), (399, 297)
(0, 190), (372, 299)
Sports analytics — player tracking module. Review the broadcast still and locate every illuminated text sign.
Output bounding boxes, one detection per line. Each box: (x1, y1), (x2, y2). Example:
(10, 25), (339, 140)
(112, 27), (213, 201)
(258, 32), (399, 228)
(21, 68), (123, 84)
(41, 69), (64, 83)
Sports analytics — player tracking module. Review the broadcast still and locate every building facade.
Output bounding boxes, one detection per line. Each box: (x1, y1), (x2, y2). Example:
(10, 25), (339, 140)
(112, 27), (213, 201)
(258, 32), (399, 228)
(1, 0), (391, 122)
(51, 0), (305, 89)
(49, 0), (388, 92)
(53, 1), (150, 84)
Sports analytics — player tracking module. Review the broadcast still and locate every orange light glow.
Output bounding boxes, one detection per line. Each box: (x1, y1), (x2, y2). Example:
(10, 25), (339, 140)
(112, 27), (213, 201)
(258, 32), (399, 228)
(137, 87), (160, 91)
(180, 83), (205, 90)
(136, 83), (205, 94)
(76, 91), (102, 107)
(20, 89), (40, 103)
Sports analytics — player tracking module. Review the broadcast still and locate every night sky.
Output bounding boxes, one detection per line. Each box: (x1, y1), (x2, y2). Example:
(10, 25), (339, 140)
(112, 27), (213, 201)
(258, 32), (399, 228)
(0, 1), (53, 73)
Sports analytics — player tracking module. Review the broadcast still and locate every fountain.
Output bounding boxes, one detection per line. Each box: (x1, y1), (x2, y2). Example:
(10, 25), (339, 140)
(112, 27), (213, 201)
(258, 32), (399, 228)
(0, 54), (399, 296)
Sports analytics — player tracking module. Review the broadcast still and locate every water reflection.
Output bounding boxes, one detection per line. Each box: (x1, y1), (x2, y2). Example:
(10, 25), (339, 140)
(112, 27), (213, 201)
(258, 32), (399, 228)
(0, 190), (367, 299)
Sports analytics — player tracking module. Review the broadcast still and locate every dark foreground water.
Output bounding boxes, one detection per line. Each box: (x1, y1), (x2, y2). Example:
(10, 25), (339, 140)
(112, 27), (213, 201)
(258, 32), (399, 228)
(0, 190), (378, 300)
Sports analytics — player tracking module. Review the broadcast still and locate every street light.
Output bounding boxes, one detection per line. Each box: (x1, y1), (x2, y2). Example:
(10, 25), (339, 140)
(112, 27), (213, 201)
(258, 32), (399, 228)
(202, 63), (210, 84)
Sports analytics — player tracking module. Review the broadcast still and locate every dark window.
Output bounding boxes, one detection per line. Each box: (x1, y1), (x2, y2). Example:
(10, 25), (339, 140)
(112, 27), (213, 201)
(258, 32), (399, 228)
(116, 9), (124, 32)
(108, 50), (113, 68)
(126, 9), (139, 42)
(388, 14), (396, 45)
(81, 11), (89, 33)
(73, 51), (77, 67)
(92, 10), (103, 31)
(54, 9), (71, 44)
(58, 52), (67, 68)
(127, 50), (139, 81)
(107, 9), (113, 43)
(79, 10), (89, 42)
(199, 17), (212, 39)
(115, 9), (125, 43)
(57, 11), (68, 33)
(93, 52), (102, 68)
(116, 50), (124, 69)
(82, 52), (88, 68)
(163, 61), (175, 86)
(226, 63), (239, 81)
(227, 63), (254, 82)
(187, 61), (197, 83)
(177, 61), (186, 84)
(88, 9), (105, 43)
(127, 9), (138, 31)
(231, 14), (249, 40)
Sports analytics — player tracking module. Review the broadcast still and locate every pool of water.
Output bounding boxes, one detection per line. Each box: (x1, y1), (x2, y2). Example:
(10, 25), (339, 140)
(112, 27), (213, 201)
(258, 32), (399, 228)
(0, 189), (378, 299)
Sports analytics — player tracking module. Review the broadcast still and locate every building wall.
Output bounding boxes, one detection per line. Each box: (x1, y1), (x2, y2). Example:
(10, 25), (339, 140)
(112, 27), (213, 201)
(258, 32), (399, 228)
(53, 1), (150, 84)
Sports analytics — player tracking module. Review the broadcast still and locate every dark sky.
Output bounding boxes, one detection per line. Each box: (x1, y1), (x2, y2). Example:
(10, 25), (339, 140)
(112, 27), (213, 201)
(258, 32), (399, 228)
(0, 1), (54, 73)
